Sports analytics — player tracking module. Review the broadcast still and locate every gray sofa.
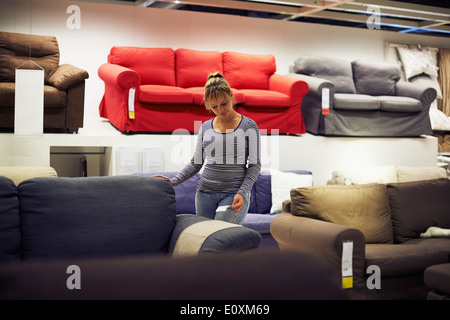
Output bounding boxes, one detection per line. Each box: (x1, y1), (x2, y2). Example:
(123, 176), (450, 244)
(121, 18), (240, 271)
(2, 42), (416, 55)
(289, 55), (437, 137)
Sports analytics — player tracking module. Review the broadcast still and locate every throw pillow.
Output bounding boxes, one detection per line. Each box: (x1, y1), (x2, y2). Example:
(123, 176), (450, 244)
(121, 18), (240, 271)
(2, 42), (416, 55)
(396, 46), (438, 80)
(329, 165), (397, 185)
(48, 64), (89, 91)
(270, 169), (313, 213)
(290, 184), (393, 244)
(352, 60), (401, 96)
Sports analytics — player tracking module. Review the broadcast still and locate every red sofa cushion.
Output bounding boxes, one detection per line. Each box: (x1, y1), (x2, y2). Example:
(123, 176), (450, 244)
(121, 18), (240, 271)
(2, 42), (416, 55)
(108, 47), (175, 86)
(223, 51), (276, 90)
(239, 89), (290, 108)
(185, 87), (245, 106)
(175, 49), (223, 88)
(140, 85), (193, 104)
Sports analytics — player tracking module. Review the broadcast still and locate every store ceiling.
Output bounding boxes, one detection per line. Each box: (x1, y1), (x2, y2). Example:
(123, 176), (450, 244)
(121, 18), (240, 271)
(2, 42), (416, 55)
(100, 0), (450, 38)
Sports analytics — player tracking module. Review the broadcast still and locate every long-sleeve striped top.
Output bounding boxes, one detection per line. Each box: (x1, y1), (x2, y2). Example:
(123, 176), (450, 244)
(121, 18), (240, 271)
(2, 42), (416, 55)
(172, 115), (261, 196)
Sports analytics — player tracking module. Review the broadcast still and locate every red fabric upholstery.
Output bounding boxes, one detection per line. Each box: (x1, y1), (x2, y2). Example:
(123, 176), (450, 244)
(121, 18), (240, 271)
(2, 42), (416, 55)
(175, 49), (223, 88)
(108, 47), (175, 86)
(99, 47), (308, 134)
(223, 51), (276, 90)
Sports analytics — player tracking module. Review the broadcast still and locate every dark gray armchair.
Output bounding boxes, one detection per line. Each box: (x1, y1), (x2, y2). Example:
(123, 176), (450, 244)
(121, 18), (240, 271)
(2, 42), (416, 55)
(289, 55), (437, 137)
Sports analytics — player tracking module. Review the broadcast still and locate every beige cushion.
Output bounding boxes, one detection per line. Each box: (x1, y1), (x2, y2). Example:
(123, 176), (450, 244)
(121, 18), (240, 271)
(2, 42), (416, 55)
(0, 166), (57, 186)
(48, 64), (89, 91)
(328, 165), (397, 185)
(290, 184), (393, 244)
(396, 166), (447, 182)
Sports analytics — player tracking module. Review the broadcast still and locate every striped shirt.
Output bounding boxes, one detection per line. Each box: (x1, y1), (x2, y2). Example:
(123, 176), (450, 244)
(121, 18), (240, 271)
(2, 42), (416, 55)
(172, 115), (261, 196)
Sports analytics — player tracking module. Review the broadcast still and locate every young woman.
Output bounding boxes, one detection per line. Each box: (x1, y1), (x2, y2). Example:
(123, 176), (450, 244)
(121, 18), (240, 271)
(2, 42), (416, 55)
(157, 72), (261, 224)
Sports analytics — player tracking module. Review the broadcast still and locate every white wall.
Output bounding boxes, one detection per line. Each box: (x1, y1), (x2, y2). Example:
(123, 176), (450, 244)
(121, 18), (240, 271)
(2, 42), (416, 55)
(0, 0), (446, 184)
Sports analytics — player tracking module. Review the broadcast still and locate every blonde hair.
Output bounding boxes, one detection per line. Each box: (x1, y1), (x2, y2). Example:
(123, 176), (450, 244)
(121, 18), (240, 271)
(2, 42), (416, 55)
(203, 72), (234, 110)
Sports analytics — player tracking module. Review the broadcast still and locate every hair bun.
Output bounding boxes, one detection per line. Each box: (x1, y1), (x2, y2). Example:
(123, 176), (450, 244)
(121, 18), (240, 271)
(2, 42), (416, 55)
(207, 72), (224, 81)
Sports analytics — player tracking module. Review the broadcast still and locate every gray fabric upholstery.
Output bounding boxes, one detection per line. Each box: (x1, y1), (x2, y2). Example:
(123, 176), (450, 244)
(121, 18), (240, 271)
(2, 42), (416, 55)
(19, 176), (177, 260)
(334, 94), (380, 111)
(292, 55), (355, 93)
(352, 60), (401, 96)
(0, 177), (21, 261)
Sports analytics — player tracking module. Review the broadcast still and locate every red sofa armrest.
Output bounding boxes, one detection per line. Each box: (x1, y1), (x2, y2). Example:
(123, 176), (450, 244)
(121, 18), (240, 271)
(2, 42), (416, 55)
(98, 63), (140, 90)
(269, 73), (309, 103)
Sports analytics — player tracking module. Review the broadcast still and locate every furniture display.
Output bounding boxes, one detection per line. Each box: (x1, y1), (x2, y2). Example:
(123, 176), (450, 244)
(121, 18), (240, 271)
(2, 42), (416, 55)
(0, 172), (262, 263)
(271, 172), (450, 299)
(289, 55), (437, 137)
(0, 32), (89, 133)
(98, 47), (309, 134)
(135, 169), (313, 249)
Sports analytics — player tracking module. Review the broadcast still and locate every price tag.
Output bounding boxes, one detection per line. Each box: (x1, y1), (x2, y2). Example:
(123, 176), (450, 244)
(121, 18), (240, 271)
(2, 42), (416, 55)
(128, 88), (136, 119)
(342, 240), (353, 289)
(322, 87), (330, 115)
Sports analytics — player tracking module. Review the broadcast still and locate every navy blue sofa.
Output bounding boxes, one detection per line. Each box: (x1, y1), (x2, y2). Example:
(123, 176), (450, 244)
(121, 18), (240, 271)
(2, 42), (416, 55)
(143, 170), (313, 249)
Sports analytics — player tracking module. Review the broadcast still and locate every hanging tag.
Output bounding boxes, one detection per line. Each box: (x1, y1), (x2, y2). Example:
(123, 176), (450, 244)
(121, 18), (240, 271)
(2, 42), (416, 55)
(128, 88), (136, 119)
(342, 240), (353, 289)
(322, 87), (330, 115)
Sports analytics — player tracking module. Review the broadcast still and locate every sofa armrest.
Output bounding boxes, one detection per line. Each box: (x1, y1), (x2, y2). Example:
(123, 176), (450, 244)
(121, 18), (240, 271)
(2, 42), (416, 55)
(98, 63), (140, 90)
(48, 64), (89, 91)
(270, 212), (366, 290)
(268, 73), (309, 102)
(288, 73), (335, 100)
(169, 214), (262, 256)
(395, 80), (437, 105)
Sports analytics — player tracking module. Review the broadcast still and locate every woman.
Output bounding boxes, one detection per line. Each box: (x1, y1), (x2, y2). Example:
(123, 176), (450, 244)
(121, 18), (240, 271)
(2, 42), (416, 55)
(157, 72), (261, 224)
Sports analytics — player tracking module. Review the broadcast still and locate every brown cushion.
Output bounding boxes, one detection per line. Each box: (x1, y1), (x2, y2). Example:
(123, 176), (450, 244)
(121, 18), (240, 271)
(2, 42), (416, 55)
(0, 31), (59, 83)
(48, 64), (88, 90)
(290, 184), (393, 244)
(387, 178), (450, 243)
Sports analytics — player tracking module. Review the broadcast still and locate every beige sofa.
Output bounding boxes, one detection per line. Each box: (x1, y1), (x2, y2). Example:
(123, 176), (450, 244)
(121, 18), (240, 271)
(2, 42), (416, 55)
(0, 166), (57, 185)
(271, 166), (450, 299)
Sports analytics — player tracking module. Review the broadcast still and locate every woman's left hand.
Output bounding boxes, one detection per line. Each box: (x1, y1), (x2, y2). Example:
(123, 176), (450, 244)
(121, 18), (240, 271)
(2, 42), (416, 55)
(231, 194), (244, 212)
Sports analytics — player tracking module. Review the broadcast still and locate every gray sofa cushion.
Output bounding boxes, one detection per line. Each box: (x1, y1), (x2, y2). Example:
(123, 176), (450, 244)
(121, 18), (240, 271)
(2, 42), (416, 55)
(334, 93), (380, 111)
(19, 176), (177, 260)
(292, 55), (356, 94)
(378, 96), (422, 113)
(387, 178), (450, 243)
(0, 177), (21, 261)
(352, 60), (401, 96)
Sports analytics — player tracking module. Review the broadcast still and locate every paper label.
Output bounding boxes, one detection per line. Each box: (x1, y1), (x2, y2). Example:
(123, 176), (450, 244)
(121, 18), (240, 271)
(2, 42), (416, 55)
(128, 88), (135, 119)
(322, 87), (330, 115)
(342, 241), (353, 288)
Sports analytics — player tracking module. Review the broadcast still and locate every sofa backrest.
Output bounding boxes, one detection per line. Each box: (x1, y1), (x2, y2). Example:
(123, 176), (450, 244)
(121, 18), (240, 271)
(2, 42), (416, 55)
(291, 55), (356, 94)
(352, 60), (401, 96)
(18, 176), (177, 260)
(0, 31), (60, 83)
(175, 48), (223, 88)
(387, 178), (450, 243)
(0, 177), (21, 262)
(108, 46), (176, 86)
(223, 51), (276, 90)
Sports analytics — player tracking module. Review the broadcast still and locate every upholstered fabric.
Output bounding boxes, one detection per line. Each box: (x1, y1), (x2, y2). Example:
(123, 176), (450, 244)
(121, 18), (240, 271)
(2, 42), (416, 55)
(334, 93), (380, 111)
(0, 31), (59, 83)
(0, 177), (21, 261)
(292, 55), (356, 94)
(139, 85), (193, 104)
(378, 96), (422, 112)
(0, 166), (57, 186)
(19, 176), (177, 260)
(223, 51), (276, 90)
(175, 48), (223, 88)
(352, 60), (401, 96)
(290, 184), (394, 244)
(237, 89), (289, 107)
(387, 178), (450, 243)
(108, 46), (175, 86)
(48, 64), (89, 91)
(396, 166), (447, 182)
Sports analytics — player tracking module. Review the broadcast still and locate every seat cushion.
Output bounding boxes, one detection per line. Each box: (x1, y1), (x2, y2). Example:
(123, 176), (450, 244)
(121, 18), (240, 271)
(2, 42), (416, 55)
(387, 178), (450, 243)
(0, 83), (66, 108)
(175, 48), (223, 88)
(185, 87), (245, 106)
(378, 96), (422, 113)
(334, 93), (380, 111)
(0, 177), (21, 262)
(19, 176), (177, 260)
(139, 85), (193, 104)
(425, 263), (450, 295)
(223, 51), (276, 90)
(352, 60), (401, 96)
(290, 183), (393, 244)
(239, 89), (290, 108)
(292, 55), (356, 94)
(366, 238), (450, 276)
(108, 47), (175, 86)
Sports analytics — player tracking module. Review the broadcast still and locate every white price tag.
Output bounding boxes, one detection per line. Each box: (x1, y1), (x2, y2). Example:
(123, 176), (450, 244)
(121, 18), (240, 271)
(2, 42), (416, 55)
(342, 241), (353, 288)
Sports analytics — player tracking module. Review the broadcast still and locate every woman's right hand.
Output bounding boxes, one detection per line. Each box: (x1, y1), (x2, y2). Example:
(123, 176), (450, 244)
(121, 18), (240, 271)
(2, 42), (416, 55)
(152, 175), (173, 186)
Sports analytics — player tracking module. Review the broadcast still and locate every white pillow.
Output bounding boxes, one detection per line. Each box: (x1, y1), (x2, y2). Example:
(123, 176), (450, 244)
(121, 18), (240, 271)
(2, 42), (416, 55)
(330, 166), (398, 185)
(270, 169), (313, 213)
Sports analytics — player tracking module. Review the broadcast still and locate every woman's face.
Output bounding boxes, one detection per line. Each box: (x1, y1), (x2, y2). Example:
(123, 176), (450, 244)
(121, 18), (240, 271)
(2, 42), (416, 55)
(208, 94), (234, 120)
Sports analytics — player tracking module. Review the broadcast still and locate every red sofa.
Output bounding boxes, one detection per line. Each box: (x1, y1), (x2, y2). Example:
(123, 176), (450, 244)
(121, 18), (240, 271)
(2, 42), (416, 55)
(98, 47), (309, 134)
